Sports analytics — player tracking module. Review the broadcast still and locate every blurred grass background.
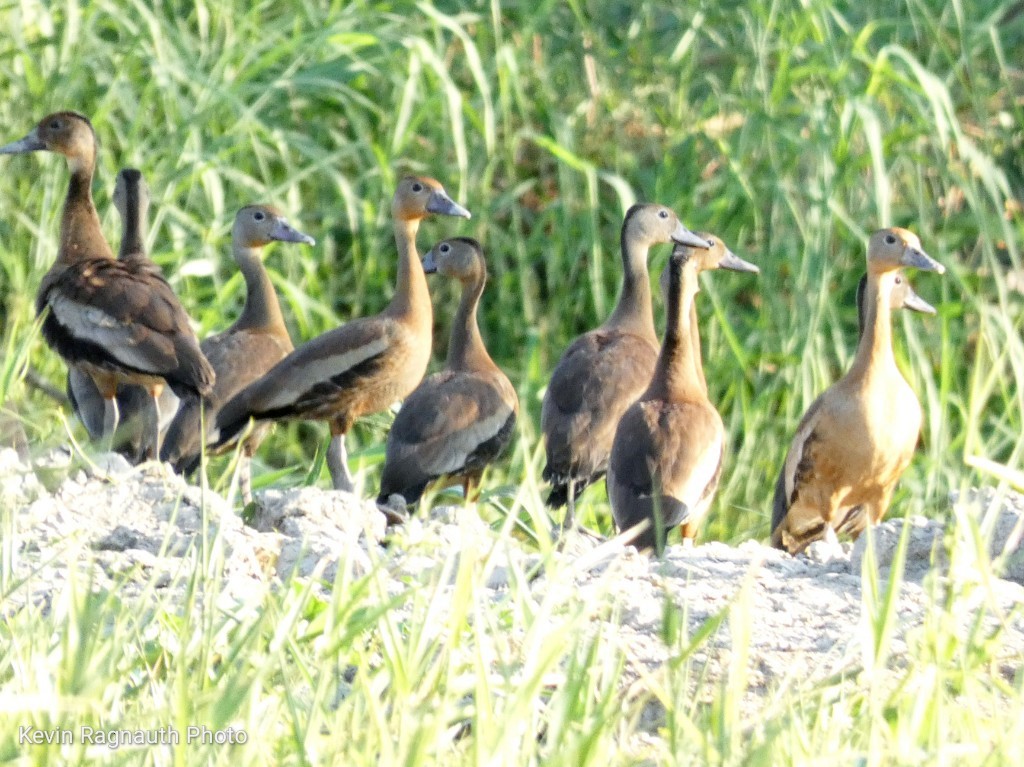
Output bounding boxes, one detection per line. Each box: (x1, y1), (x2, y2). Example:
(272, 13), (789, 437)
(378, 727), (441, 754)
(0, 0), (1021, 541)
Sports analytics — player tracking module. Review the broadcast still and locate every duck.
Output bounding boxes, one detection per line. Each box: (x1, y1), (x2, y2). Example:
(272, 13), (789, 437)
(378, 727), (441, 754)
(541, 203), (710, 528)
(160, 205), (315, 503)
(0, 112), (215, 454)
(770, 227), (945, 554)
(377, 237), (518, 507)
(211, 176), (471, 492)
(66, 168), (180, 463)
(1, 113), (214, 448)
(608, 236), (759, 554)
(665, 233), (758, 395)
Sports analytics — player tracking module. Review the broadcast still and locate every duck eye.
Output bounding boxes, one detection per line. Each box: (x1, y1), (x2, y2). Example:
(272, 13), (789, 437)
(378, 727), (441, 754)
(412, 182), (423, 193)
(49, 120), (61, 130)
(885, 233), (896, 244)
(658, 210), (668, 219)
(254, 211), (265, 221)
(440, 243), (450, 253)
(895, 275), (903, 284)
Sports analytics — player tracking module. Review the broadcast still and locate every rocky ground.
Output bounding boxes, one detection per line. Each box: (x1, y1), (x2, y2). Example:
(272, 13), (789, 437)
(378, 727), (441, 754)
(3, 446), (1024, 711)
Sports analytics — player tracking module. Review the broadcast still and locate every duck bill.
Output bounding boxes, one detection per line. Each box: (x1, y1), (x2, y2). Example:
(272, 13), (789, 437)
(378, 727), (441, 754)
(901, 246), (945, 274)
(421, 248), (439, 274)
(902, 285), (936, 315)
(269, 218), (315, 246)
(426, 190), (472, 219)
(671, 222), (711, 250)
(0, 129), (44, 155)
(719, 250), (760, 274)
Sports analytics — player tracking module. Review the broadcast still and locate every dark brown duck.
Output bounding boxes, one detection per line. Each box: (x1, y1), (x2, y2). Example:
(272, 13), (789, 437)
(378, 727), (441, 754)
(161, 205), (314, 503)
(378, 237), (518, 507)
(0, 112), (214, 452)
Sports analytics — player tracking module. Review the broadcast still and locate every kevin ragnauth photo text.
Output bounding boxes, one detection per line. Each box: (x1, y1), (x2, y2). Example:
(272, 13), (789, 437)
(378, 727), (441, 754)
(19, 724), (248, 749)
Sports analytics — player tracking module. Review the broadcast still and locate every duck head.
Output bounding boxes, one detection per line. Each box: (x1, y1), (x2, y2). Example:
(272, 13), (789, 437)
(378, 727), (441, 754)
(392, 176), (471, 222)
(676, 233), (758, 274)
(112, 168), (151, 221)
(660, 233), (758, 294)
(421, 237), (485, 285)
(868, 227), (944, 273)
(0, 111), (97, 172)
(234, 205), (316, 248)
(623, 203), (710, 250)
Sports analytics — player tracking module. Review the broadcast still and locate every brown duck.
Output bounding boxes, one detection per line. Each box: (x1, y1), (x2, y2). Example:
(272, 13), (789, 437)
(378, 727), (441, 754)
(67, 168), (180, 462)
(771, 228), (945, 554)
(608, 236), (759, 553)
(211, 176), (470, 492)
(541, 203), (710, 528)
(0, 112), (214, 454)
(161, 205), (314, 503)
(378, 237), (518, 507)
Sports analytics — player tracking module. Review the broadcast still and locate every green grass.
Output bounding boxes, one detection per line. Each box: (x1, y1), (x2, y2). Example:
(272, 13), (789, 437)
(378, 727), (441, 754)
(0, 0), (1023, 763)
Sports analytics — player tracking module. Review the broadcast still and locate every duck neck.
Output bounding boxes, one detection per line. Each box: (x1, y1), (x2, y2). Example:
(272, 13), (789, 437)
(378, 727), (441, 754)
(689, 302), (708, 394)
(233, 244), (287, 333)
(646, 260), (704, 402)
(390, 216), (431, 327)
(850, 271), (896, 382)
(604, 230), (656, 342)
(118, 197), (147, 259)
(59, 153), (114, 264)
(447, 274), (493, 372)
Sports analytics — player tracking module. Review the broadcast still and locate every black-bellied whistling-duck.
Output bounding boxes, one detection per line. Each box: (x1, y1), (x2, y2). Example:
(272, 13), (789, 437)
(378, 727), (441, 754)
(67, 168), (180, 463)
(541, 204), (710, 528)
(771, 228), (945, 554)
(608, 237), (759, 554)
(377, 237), (518, 507)
(212, 176), (471, 492)
(160, 205), (314, 502)
(0, 112), (215, 454)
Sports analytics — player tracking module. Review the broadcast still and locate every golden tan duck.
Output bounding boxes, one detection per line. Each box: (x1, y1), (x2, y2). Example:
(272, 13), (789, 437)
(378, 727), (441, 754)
(160, 205), (314, 502)
(608, 237), (759, 553)
(67, 168), (180, 462)
(212, 176), (470, 492)
(0, 112), (214, 453)
(541, 204), (710, 527)
(377, 237), (518, 507)
(771, 228), (945, 554)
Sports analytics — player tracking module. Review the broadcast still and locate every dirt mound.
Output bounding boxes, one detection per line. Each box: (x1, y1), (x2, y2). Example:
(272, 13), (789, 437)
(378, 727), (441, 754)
(3, 447), (1023, 704)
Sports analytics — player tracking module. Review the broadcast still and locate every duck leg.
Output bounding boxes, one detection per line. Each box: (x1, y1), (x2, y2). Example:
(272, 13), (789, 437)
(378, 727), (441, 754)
(327, 426), (354, 492)
(680, 520), (697, 548)
(102, 396), (121, 452)
(145, 386), (163, 461)
(239, 454), (253, 506)
(93, 373), (121, 452)
(561, 480), (577, 533)
(462, 471), (481, 504)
